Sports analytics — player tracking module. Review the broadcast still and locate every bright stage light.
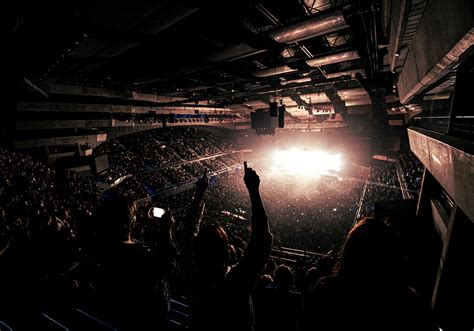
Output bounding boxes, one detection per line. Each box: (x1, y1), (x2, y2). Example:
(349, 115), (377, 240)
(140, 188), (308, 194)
(272, 149), (342, 176)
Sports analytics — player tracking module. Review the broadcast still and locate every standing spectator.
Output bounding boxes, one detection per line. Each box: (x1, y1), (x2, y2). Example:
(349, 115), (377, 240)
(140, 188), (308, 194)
(305, 218), (434, 331)
(182, 163), (272, 331)
(260, 265), (304, 331)
(91, 198), (179, 330)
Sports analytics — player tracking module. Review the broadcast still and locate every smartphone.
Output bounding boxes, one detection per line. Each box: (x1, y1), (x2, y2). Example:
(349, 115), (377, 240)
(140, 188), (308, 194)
(152, 207), (166, 218)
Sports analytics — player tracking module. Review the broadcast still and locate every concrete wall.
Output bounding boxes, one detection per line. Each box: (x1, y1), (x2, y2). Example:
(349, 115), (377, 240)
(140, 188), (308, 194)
(397, 0), (474, 103)
(17, 101), (133, 113)
(16, 119), (114, 130)
(14, 134), (106, 149)
(408, 127), (474, 221)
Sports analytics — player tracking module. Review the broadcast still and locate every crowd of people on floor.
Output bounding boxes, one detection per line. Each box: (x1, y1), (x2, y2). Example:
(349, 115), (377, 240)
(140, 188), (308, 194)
(358, 162), (404, 218)
(398, 152), (424, 196)
(0, 127), (431, 330)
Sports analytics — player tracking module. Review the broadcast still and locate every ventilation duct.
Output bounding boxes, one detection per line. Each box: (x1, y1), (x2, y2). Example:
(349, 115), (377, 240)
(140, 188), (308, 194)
(280, 77), (312, 85)
(228, 104), (250, 112)
(347, 105), (371, 115)
(133, 93), (187, 103)
(183, 85), (211, 92)
(252, 65), (297, 78)
(268, 10), (349, 44)
(345, 97), (372, 106)
(206, 43), (266, 62)
(243, 100), (269, 108)
(337, 88), (368, 100)
(325, 68), (366, 79)
(299, 92), (331, 103)
(306, 50), (360, 67)
(281, 97), (298, 106)
(257, 88), (284, 95)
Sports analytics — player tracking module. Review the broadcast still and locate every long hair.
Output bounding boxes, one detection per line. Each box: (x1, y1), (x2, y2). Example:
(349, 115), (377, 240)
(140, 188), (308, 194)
(95, 198), (137, 242)
(338, 218), (401, 284)
(194, 224), (230, 272)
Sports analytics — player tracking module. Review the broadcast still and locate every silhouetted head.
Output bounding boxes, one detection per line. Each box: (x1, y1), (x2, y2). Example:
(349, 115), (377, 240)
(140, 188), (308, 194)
(274, 265), (294, 291)
(95, 198), (137, 242)
(256, 274), (273, 292)
(317, 255), (336, 276)
(194, 224), (230, 272)
(141, 209), (174, 244)
(340, 218), (400, 284)
(264, 258), (277, 277)
(305, 267), (319, 288)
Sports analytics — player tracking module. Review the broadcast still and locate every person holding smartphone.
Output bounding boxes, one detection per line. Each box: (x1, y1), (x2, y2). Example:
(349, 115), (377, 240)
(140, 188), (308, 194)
(152, 207), (166, 219)
(91, 197), (179, 330)
(142, 206), (174, 246)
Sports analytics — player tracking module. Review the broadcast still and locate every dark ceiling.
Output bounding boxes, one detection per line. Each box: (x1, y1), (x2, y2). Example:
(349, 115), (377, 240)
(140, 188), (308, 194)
(10, 0), (389, 108)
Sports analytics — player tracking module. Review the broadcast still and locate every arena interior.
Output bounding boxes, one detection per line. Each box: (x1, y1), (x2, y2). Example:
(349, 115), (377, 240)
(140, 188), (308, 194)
(3, 0), (474, 330)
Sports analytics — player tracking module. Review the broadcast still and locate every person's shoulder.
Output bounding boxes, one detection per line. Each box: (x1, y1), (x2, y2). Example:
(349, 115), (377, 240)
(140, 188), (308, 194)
(396, 286), (435, 330)
(264, 284), (278, 293)
(313, 275), (339, 289)
(289, 289), (304, 304)
(289, 289), (303, 296)
(118, 241), (151, 260)
(310, 275), (342, 298)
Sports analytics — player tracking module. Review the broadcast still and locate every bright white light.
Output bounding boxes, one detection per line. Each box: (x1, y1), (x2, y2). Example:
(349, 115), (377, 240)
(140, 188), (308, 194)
(272, 149), (342, 177)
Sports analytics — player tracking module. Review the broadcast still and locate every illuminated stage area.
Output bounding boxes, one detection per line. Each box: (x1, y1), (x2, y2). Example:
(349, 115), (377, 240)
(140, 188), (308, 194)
(271, 149), (342, 177)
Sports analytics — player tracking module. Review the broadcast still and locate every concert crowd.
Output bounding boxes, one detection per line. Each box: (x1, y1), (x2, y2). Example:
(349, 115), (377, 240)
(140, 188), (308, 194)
(0, 127), (432, 330)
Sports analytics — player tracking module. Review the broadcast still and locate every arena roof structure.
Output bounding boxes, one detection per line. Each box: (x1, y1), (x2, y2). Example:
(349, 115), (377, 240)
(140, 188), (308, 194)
(6, 0), (473, 138)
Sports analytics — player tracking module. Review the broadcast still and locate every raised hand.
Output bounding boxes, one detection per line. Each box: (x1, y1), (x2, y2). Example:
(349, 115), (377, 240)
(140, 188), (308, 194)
(159, 211), (175, 233)
(243, 161), (260, 192)
(196, 169), (209, 194)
